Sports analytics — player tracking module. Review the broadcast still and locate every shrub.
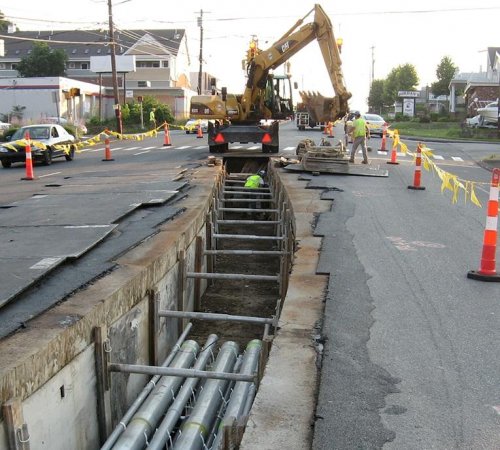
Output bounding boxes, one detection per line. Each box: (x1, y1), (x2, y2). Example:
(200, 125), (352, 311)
(394, 113), (411, 122)
(419, 116), (431, 123)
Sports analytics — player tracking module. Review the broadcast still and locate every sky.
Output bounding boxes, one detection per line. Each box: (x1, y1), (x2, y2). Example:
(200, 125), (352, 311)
(0, 0), (499, 112)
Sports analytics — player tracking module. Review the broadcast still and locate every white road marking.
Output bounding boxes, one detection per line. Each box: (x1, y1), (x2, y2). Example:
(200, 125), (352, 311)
(134, 150), (150, 155)
(433, 155), (444, 160)
(142, 146), (155, 150)
(123, 146), (140, 151)
(38, 171), (61, 178)
(283, 146), (295, 151)
(451, 156), (464, 161)
(194, 146), (206, 149)
(176, 146), (191, 149)
(30, 257), (63, 270)
(90, 148), (103, 153)
(64, 225), (111, 228)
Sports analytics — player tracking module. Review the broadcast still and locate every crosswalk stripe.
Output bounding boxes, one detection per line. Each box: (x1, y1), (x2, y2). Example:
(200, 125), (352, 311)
(451, 156), (463, 161)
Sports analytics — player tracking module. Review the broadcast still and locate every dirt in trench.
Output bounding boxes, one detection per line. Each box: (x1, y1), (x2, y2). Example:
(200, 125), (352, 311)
(189, 214), (282, 350)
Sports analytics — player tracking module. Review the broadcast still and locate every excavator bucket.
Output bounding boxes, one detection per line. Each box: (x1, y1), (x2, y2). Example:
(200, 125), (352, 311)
(299, 91), (349, 123)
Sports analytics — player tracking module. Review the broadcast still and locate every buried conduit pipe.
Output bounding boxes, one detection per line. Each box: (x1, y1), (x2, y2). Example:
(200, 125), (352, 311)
(172, 341), (240, 450)
(101, 323), (193, 450)
(147, 333), (219, 450)
(111, 340), (199, 450)
(211, 339), (263, 450)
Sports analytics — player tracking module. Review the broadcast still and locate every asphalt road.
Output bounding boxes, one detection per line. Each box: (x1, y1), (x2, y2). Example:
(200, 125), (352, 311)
(311, 127), (500, 449)
(2, 122), (500, 448)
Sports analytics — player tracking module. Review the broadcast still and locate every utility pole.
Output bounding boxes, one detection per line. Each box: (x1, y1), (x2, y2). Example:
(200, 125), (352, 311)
(370, 45), (375, 86)
(197, 10), (203, 95)
(108, 0), (123, 134)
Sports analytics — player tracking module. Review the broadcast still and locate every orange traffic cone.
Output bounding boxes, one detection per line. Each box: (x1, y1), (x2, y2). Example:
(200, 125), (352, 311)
(102, 137), (114, 161)
(163, 123), (172, 146)
(386, 130), (399, 165)
(328, 122), (334, 138)
(408, 143), (426, 190)
(21, 131), (35, 180)
(196, 123), (203, 139)
(379, 125), (387, 151)
(468, 168), (500, 281)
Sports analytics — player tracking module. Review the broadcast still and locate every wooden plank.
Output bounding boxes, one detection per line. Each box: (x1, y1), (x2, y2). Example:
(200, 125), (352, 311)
(177, 250), (186, 334)
(148, 289), (159, 366)
(2, 398), (30, 450)
(94, 326), (112, 444)
(194, 236), (203, 311)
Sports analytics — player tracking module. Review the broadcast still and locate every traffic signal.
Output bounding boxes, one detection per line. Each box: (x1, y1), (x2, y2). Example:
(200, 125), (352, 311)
(249, 40), (257, 59)
(336, 38), (343, 54)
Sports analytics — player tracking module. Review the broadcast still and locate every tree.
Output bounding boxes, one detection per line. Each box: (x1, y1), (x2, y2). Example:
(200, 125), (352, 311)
(16, 42), (68, 77)
(430, 56), (457, 97)
(0, 10), (15, 32)
(383, 64), (419, 105)
(368, 79), (385, 113)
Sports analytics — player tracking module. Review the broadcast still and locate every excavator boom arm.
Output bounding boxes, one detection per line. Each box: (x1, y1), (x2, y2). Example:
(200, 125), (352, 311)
(241, 4), (351, 121)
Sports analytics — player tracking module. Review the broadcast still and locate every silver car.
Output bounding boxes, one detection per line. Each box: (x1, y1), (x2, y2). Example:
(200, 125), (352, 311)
(363, 114), (388, 137)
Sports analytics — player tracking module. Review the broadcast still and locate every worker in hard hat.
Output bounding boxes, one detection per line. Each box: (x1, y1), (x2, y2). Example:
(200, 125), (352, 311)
(244, 170), (266, 188)
(348, 112), (369, 164)
(244, 170), (267, 215)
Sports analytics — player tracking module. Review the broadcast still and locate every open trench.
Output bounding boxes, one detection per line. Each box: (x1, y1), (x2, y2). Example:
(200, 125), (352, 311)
(104, 157), (294, 450)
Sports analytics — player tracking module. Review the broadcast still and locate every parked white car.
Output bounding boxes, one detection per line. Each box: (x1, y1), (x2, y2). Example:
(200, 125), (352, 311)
(0, 124), (76, 168)
(0, 121), (11, 131)
(477, 101), (499, 125)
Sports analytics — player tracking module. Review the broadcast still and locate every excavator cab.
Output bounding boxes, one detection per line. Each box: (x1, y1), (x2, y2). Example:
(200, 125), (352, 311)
(264, 74), (294, 120)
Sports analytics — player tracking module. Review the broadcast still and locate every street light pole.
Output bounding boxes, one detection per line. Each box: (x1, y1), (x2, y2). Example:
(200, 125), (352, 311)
(108, 0), (123, 134)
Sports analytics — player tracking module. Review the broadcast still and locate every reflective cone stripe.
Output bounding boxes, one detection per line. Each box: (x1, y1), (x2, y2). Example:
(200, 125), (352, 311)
(163, 123), (171, 146)
(197, 123), (203, 138)
(22, 131), (34, 180)
(328, 122), (334, 138)
(478, 169), (500, 275)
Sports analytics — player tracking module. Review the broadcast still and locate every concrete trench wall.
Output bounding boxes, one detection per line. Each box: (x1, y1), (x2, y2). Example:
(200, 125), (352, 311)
(0, 164), (314, 450)
(0, 167), (220, 449)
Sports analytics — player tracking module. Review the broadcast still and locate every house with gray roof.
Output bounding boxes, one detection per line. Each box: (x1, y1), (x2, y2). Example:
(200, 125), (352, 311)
(0, 28), (198, 120)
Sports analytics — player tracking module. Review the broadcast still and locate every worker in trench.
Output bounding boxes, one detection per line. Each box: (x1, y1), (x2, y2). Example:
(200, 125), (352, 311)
(244, 170), (267, 217)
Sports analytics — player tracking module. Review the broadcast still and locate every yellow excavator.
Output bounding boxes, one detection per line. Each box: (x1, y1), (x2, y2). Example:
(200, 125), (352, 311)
(189, 4), (351, 153)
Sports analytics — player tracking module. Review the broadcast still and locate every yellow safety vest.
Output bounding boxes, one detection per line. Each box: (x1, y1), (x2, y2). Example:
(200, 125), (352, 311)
(244, 175), (262, 188)
(353, 117), (366, 138)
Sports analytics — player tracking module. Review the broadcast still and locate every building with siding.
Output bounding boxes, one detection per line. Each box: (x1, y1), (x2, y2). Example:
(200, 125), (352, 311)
(0, 28), (198, 120)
